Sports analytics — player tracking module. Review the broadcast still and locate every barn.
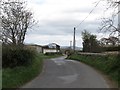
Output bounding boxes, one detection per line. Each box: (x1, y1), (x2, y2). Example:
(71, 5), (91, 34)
(42, 43), (60, 54)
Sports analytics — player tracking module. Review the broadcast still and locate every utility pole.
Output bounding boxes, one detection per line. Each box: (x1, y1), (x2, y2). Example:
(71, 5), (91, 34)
(73, 27), (76, 52)
(70, 41), (72, 50)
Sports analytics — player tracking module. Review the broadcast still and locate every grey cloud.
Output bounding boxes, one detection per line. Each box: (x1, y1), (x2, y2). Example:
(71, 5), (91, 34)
(64, 8), (93, 14)
(63, 4), (104, 14)
(28, 19), (101, 37)
(28, 0), (46, 5)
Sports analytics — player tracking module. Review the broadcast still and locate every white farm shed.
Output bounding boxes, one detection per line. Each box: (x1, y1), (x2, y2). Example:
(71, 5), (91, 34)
(42, 43), (60, 54)
(43, 49), (60, 54)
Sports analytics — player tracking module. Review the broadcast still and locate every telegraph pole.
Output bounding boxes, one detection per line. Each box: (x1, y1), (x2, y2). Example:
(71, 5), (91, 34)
(70, 41), (72, 50)
(73, 27), (76, 52)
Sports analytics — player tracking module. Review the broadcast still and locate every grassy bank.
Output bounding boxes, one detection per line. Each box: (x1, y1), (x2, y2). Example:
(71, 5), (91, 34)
(2, 53), (62, 88)
(0, 70), (2, 89)
(67, 54), (119, 87)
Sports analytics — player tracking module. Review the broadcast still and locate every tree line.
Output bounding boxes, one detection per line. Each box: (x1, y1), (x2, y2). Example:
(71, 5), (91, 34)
(82, 30), (119, 53)
(81, 0), (120, 53)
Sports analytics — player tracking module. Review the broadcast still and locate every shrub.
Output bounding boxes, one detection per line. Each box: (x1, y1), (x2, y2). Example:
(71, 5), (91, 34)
(2, 53), (43, 88)
(2, 45), (37, 68)
(102, 46), (120, 51)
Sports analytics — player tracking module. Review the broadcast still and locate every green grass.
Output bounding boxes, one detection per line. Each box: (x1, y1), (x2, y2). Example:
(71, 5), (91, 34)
(2, 53), (62, 88)
(0, 70), (2, 89)
(67, 54), (120, 87)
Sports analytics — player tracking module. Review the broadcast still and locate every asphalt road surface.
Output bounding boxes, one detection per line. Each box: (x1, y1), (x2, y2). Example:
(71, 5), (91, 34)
(22, 56), (110, 88)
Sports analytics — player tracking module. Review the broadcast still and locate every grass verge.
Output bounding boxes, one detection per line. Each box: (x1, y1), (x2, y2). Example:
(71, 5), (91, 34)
(0, 70), (2, 89)
(2, 53), (62, 88)
(67, 53), (120, 87)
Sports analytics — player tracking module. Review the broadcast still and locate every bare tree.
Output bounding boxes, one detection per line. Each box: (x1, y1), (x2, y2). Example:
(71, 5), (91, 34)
(100, 16), (120, 36)
(105, 0), (120, 11)
(108, 36), (119, 45)
(99, 0), (120, 45)
(107, 0), (119, 6)
(100, 38), (109, 46)
(0, 0), (2, 43)
(1, 0), (35, 45)
(100, 36), (119, 46)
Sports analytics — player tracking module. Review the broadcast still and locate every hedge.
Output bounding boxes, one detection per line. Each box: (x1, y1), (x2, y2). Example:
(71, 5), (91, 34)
(2, 45), (37, 68)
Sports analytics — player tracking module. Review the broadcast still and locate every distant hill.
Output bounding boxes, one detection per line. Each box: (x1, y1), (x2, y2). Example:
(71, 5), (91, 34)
(61, 46), (83, 51)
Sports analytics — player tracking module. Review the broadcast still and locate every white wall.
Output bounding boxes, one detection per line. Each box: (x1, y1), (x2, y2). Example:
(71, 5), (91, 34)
(43, 49), (60, 54)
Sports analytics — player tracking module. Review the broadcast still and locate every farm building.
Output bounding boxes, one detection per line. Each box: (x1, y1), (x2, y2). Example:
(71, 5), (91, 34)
(42, 43), (60, 54)
(26, 43), (61, 54)
(26, 44), (43, 53)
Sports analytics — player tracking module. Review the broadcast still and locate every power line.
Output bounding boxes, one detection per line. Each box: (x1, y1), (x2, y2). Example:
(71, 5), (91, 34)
(76, 0), (102, 28)
(72, 0), (101, 52)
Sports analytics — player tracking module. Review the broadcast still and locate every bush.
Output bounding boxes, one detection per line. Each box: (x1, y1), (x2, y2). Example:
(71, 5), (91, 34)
(102, 46), (120, 51)
(2, 53), (43, 88)
(2, 45), (37, 68)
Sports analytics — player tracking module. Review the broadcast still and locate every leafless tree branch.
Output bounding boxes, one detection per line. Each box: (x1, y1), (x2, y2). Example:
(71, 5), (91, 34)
(1, 0), (35, 45)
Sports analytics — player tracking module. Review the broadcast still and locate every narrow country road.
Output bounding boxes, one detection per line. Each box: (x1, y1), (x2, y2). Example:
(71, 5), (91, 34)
(22, 56), (109, 88)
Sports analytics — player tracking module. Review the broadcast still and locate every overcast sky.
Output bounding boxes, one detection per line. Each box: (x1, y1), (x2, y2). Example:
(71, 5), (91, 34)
(24, 0), (118, 47)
